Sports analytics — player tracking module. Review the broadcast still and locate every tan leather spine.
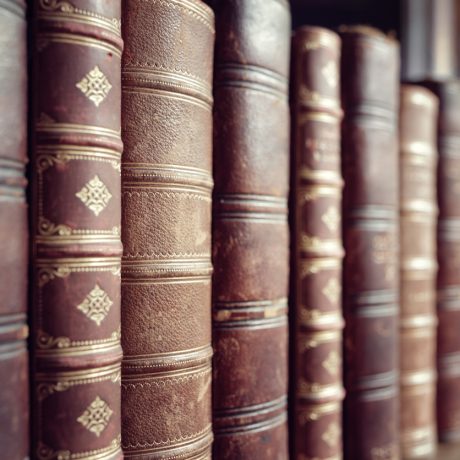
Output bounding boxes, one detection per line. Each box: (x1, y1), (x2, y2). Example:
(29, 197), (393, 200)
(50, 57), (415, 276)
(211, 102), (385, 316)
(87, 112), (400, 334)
(31, 1), (123, 458)
(212, 0), (291, 457)
(120, 1), (215, 458)
(399, 85), (439, 459)
(291, 26), (345, 460)
(340, 27), (401, 460)
(0, 1), (29, 458)
(426, 81), (460, 443)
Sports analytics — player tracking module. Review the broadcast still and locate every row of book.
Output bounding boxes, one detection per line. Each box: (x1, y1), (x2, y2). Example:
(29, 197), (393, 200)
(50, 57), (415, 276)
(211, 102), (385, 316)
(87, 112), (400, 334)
(1, 0), (460, 459)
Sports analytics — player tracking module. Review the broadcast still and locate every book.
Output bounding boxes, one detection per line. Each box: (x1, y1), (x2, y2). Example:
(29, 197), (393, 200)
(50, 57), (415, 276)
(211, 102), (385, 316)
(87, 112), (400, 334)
(399, 84), (438, 458)
(428, 81), (460, 443)
(291, 26), (345, 460)
(120, 0), (215, 457)
(0, 1), (29, 458)
(340, 26), (401, 460)
(211, 0), (291, 457)
(30, 1), (123, 458)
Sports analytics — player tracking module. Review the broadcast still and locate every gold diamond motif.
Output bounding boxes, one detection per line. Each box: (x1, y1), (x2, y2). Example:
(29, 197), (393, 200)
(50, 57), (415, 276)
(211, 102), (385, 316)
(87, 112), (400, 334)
(76, 175), (112, 216)
(322, 61), (338, 88)
(321, 206), (340, 231)
(322, 350), (340, 375)
(322, 422), (340, 447)
(76, 66), (112, 107)
(322, 278), (341, 304)
(77, 396), (113, 437)
(77, 284), (113, 326)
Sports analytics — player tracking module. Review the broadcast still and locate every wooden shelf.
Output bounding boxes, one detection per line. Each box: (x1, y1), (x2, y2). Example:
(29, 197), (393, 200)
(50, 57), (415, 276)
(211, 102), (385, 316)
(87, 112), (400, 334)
(436, 443), (460, 459)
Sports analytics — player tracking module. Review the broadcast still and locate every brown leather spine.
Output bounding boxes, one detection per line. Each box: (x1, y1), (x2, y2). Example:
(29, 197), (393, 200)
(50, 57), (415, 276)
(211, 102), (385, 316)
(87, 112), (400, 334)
(0, 1), (29, 458)
(399, 85), (439, 459)
(340, 27), (401, 460)
(291, 27), (345, 460)
(31, 1), (123, 458)
(212, 0), (291, 457)
(120, 1), (214, 458)
(427, 81), (460, 443)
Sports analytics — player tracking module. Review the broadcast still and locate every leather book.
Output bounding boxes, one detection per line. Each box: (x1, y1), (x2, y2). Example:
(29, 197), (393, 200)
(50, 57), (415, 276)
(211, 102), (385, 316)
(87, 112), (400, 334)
(399, 85), (438, 459)
(212, 0), (291, 458)
(31, 1), (123, 458)
(120, 1), (215, 458)
(426, 81), (460, 443)
(340, 27), (401, 460)
(0, 1), (29, 458)
(291, 26), (345, 460)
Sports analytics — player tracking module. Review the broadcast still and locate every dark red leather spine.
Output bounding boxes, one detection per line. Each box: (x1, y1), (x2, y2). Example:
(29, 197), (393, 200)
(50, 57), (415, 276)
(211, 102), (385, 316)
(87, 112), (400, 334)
(0, 1), (29, 458)
(31, 1), (123, 458)
(340, 27), (401, 460)
(291, 26), (345, 460)
(428, 81), (460, 443)
(212, 0), (291, 457)
(399, 85), (438, 458)
(120, 1), (215, 458)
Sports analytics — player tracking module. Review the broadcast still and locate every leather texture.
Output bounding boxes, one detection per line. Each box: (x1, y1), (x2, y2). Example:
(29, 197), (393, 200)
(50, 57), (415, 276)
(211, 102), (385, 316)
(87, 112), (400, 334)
(120, 1), (215, 458)
(399, 85), (439, 459)
(340, 26), (401, 460)
(426, 81), (460, 444)
(291, 26), (345, 460)
(31, 1), (123, 458)
(212, 0), (291, 458)
(0, 1), (29, 459)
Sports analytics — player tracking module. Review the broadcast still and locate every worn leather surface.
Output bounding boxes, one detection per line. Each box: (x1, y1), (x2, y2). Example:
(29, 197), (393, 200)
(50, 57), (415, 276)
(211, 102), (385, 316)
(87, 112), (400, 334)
(340, 27), (401, 460)
(424, 81), (460, 444)
(291, 26), (345, 460)
(0, 1), (29, 459)
(31, 1), (123, 458)
(212, 0), (291, 458)
(121, 0), (214, 458)
(399, 85), (438, 459)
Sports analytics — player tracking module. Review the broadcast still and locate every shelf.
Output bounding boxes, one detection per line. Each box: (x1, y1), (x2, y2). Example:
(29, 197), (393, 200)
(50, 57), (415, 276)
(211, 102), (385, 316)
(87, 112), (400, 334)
(436, 443), (460, 459)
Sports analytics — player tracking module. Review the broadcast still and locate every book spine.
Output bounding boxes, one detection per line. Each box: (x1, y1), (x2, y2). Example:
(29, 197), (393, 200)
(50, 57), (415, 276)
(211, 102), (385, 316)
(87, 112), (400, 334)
(291, 27), (345, 460)
(120, 1), (215, 458)
(399, 85), (438, 458)
(0, 1), (29, 458)
(340, 28), (401, 460)
(31, 1), (123, 458)
(430, 81), (460, 443)
(212, 0), (291, 457)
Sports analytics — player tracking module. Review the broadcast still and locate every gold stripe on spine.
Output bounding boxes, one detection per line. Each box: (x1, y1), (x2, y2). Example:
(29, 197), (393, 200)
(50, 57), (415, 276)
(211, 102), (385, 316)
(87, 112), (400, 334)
(36, 117), (121, 140)
(37, 436), (122, 460)
(37, 32), (122, 57)
(297, 401), (341, 424)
